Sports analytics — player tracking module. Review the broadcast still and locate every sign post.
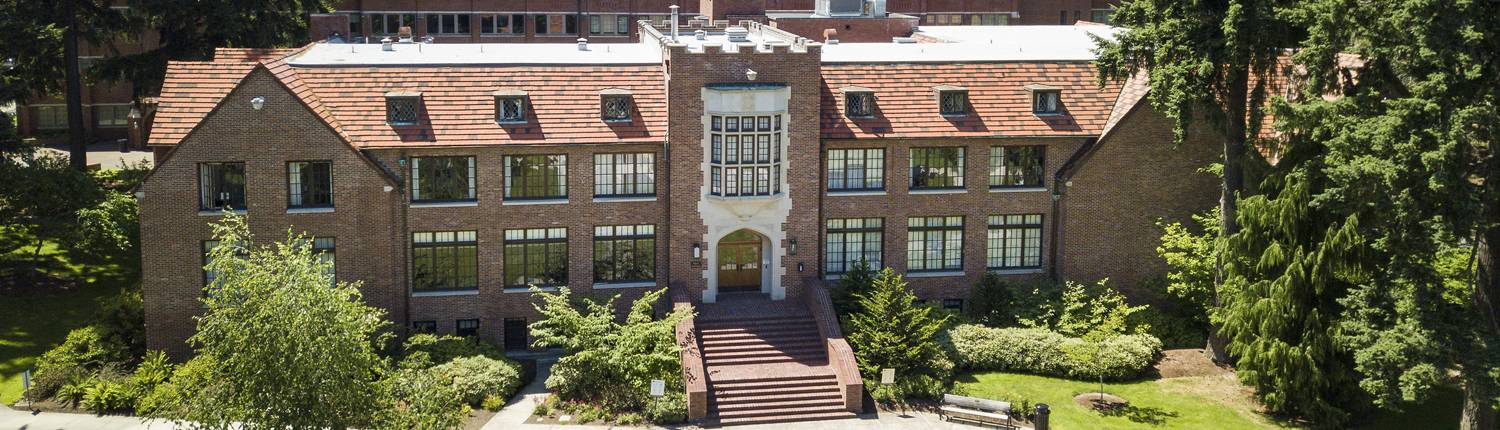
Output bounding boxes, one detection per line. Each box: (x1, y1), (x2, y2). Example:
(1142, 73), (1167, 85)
(881, 368), (904, 415)
(650, 379), (666, 398)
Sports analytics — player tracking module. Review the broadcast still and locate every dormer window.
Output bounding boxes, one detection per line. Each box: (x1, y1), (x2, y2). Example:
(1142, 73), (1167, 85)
(600, 88), (632, 122)
(1026, 84), (1062, 115)
(386, 91), (421, 125)
(494, 89), (527, 124)
(935, 85), (968, 116)
(842, 86), (874, 118)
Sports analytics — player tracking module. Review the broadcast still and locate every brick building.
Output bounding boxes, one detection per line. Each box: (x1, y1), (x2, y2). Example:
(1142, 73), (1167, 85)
(139, 15), (1213, 424)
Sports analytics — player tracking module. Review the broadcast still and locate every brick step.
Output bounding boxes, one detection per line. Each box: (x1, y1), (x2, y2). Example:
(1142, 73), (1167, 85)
(699, 329), (821, 342)
(715, 396), (845, 413)
(697, 315), (813, 327)
(709, 373), (838, 387)
(700, 339), (825, 353)
(703, 354), (820, 366)
(716, 410), (858, 427)
(699, 325), (820, 337)
(714, 404), (854, 421)
(714, 390), (843, 406)
(702, 347), (824, 361)
(713, 383), (839, 398)
(697, 317), (816, 329)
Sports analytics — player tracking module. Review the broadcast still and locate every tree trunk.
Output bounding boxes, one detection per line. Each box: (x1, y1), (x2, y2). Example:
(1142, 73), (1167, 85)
(1462, 228), (1500, 430)
(1208, 67), (1251, 364)
(64, 0), (87, 171)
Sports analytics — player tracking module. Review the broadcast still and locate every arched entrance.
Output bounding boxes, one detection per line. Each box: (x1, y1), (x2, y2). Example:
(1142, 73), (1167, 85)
(716, 229), (767, 294)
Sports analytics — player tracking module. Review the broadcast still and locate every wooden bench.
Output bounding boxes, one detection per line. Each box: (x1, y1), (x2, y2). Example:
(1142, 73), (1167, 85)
(939, 394), (1015, 428)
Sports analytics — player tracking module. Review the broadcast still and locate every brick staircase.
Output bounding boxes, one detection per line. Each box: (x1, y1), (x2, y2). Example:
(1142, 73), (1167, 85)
(698, 312), (858, 426)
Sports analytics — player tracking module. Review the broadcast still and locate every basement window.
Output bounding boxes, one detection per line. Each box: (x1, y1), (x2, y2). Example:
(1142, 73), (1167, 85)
(842, 86), (875, 118)
(601, 89), (633, 122)
(935, 85), (968, 116)
(1026, 84), (1062, 115)
(386, 92), (421, 125)
(494, 90), (527, 124)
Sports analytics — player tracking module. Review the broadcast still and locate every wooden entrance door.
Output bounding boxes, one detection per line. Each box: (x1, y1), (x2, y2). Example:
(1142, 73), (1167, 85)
(717, 230), (763, 293)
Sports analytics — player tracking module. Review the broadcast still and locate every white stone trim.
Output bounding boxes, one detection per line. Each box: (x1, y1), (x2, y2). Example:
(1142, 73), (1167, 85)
(989, 187), (1048, 194)
(287, 207), (335, 214)
(410, 201), (479, 208)
(592, 281), (657, 289)
(198, 209), (248, 216)
(909, 188), (967, 195)
(411, 290), (479, 297)
(501, 198), (569, 206)
(987, 268), (1045, 275)
(592, 196), (658, 203)
(826, 190), (887, 197)
(906, 270), (965, 278)
(503, 286), (559, 294)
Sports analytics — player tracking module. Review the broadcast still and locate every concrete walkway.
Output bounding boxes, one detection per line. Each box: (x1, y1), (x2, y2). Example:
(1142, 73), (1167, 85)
(0, 407), (177, 430)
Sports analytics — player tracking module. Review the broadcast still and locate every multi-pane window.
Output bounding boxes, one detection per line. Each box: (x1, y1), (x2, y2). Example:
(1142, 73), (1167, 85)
(369, 13), (418, 35)
(412, 231), (478, 292)
(426, 13), (471, 35)
(987, 214), (1043, 269)
(602, 95), (632, 122)
(826, 218), (883, 274)
(1033, 90), (1061, 114)
(594, 225), (655, 283)
(411, 156), (476, 202)
(94, 105), (131, 127)
(412, 321), (438, 333)
(504, 228), (568, 288)
(287, 161), (333, 208)
(845, 91), (874, 118)
(989, 146), (1045, 188)
(202, 239), (247, 294)
(504, 155), (567, 200)
(943, 299), (965, 311)
(534, 14), (578, 35)
(907, 216), (964, 272)
(910, 147), (965, 190)
(495, 96), (526, 123)
(975, 14), (1009, 25)
(456, 319), (480, 337)
(709, 114), (783, 197)
(594, 153), (655, 197)
(480, 14), (526, 34)
(386, 94), (420, 125)
(199, 162), (246, 211)
(35, 106), (66, 130)
(827, 148), (884, 191)
(1091, 9), (1114, 24)
(312, 237), (336, 282)
(939, 90), (968, 116)
(589, 14), (631, 35)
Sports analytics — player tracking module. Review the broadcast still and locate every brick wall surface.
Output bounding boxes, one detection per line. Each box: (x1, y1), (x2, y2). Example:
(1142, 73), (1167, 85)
(1059, 103), (1220, 297)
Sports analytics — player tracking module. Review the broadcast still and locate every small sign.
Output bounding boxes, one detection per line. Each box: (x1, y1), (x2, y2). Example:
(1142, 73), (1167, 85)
(650, 379), (666, 397)
(22, 369), (30, 392)
(881, 368), (895, 385)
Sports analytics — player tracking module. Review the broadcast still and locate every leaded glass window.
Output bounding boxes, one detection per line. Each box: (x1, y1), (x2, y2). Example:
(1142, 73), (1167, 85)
(910, 147), (965, 190)
(846, 92), (874, 118)
(387, 95), (420, 125)
(939, 90), (968, 116)
(602, 95), (632, 121)
(504, 155), (567, 200)
(989, 146), (1045, 188)
(199, 162), (246, 211)
(709, 114), (783, 197)
(496, 96), (526, 123)
(411, 156), (476, 202)
(827, 148), (884, 191)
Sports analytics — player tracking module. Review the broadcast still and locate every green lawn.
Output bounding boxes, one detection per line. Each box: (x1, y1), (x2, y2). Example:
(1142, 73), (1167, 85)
(956, 371), (1463, 430)
(0, 234), (134, 404)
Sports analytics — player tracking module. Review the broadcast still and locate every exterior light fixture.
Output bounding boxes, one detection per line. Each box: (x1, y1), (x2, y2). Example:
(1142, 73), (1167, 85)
(250, 96), (266, 110)
(692, 243), (702, 259)
(789, 238), (797, 255)
(2, 58), (15, 70)
(746, 68), (758, 81)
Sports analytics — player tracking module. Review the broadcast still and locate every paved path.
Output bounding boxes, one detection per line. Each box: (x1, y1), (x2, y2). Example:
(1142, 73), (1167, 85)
(0, 407), (177, 430)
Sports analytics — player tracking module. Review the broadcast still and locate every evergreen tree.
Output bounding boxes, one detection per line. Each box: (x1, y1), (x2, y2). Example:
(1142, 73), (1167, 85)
(830, 259), (876, 315)
(1093, 0), (1298, 361)
(846, 268), (952, 401)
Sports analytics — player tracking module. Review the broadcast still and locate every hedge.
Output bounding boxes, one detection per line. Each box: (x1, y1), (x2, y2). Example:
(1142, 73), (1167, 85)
(948, 325), (1162, 380)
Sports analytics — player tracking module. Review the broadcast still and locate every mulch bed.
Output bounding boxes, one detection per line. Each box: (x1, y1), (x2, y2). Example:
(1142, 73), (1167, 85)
(1073, 392), (1129, 411)
(1151, 348), (1233, 379)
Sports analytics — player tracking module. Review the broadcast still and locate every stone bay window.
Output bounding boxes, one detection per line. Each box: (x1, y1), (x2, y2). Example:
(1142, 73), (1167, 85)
(709, 114), (783, 197)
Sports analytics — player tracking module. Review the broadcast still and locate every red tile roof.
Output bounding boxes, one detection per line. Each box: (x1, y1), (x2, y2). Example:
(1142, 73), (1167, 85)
(820, 62), (1123, 139)
(293, 65), (667, 148)
(148, 61), (257, 146)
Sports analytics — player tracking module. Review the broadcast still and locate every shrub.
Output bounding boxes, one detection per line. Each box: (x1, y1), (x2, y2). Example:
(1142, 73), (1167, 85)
(948, 325), (1162, 381)
(402, 333), (506, 364)
(968, 276), (1066, 329)
(1053, 280), (1150, 337)
(481, 394), (506, 411)
(430, 355), (524, 407)
(91, 289), (146, 359)
(374, 367), (467, 430)
(531, 287), (691, 415)
(830, 260), (878, 314)
(80, 379), (135, 414)
(642, 391), (687, 424)
(1131, 305), (1207, 349)
(137, 354), (217, 417)
(616, 412), (645, 425)
(847, 268), (953, 402)
(28, 326), (129, 400)
(56, 379), (90, 407)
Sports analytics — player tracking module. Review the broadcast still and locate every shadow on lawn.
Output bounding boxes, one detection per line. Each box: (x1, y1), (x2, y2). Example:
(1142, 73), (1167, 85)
(1099, 403), (1180, 425)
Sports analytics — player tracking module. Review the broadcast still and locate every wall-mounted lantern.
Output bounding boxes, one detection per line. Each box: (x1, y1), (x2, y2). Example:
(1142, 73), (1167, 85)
(692, 243), (702, 259)
(250, 96), (266, 110)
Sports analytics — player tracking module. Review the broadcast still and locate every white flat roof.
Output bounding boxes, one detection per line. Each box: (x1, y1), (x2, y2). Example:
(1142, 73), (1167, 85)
(289, 41), (663, 66)
(821, 25), (1119, 63)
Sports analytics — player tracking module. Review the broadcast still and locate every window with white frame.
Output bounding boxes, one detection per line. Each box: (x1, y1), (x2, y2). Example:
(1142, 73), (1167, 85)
(287, 161), (333, 208)
(456, 319), (479, 337)
(594, 153), (655, 197)
(988, 146), (1045, 188)
(594, 224), (655, 283)
(907, 216), (964, 272)
(709, 114), (783, 197)
(987, 214), (1043, 269)
(426, 13), (471, 35)
(589, 14), (631, 35)
(94, 105), (131, 127)
(411, 156), (476, 202)
(368, 13), (417, 35)
(412, 231), (478, 292)
(504, 155), (567, 200)
(35, 106), (66, 130)
(826, 218), (883, 274)
(827, 148), (884, 191)
(199, 162), (246, 211)
(974, 14), (1009, 25)
(481, 14), (526, 34)
(296, 237), (337, 285)
(504, 228), (568, 288)
(534, 14), (578, 35)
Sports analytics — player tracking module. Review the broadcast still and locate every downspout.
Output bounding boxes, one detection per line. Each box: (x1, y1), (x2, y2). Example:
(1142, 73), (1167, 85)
(1049, 137), (1098, 281)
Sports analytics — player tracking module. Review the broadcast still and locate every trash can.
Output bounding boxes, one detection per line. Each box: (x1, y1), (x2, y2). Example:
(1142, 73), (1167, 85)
(1034, 403), (1050, 430)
